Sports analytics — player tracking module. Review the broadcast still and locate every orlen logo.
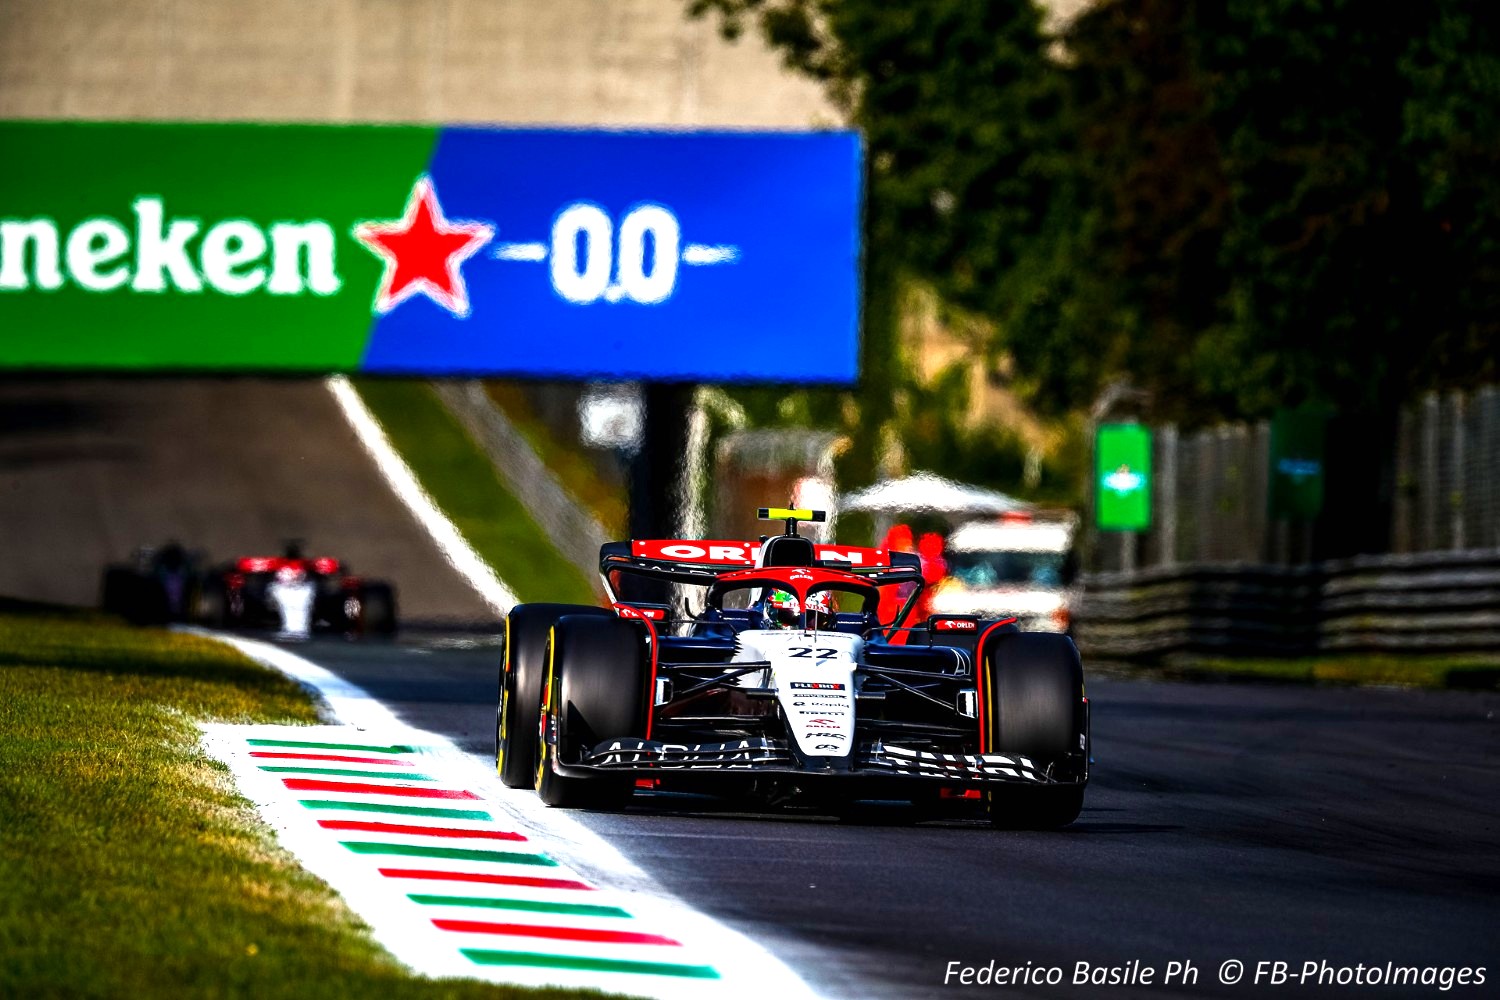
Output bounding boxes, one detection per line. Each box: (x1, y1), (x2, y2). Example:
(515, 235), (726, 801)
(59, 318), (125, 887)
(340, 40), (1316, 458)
(789, 568), (814, 582)
(933, 617), (979, 631)
(633, 540), (890, 568)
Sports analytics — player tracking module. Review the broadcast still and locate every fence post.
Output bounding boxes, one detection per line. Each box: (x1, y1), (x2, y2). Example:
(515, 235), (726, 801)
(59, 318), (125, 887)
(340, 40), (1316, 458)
(1450, 390), (1467, 550)
(1251, 420), (1270, 561)
(1479, 386), (1499, 549)
(1159, 424), (1178, 567)
(1393, 404), (1416, 553)
(1421, 392), (1440, 552)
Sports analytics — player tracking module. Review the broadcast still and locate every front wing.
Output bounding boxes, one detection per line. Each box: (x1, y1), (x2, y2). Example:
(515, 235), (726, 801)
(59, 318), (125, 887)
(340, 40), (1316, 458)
(573, 737), (1082, 786)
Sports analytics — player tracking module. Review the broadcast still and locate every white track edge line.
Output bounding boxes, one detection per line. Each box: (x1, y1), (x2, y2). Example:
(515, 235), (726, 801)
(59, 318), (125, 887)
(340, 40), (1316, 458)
(325, 375), (517, 615)
(207, 630), (824, 1000)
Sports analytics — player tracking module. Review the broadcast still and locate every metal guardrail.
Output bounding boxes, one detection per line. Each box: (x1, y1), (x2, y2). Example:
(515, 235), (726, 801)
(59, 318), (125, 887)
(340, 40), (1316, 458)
(1073, 548), (1500, 659)
(432, 380), (610, 599)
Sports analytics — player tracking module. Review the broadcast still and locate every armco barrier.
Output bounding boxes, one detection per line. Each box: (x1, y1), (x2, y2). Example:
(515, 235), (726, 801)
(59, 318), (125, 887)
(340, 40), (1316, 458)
(1073, 548), (1500, 659)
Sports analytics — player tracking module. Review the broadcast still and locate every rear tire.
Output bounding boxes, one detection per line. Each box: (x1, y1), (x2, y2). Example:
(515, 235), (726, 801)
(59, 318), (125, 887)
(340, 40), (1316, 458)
(360, 583), (398, 634)
(496, 603), (609, 789)
(535, 614), (648, 809)
(981, 632), (1087, 829)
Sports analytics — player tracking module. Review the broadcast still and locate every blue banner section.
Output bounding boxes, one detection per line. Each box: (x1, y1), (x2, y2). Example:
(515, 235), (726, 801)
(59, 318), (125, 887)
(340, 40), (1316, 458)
(359, 128), (862, 384)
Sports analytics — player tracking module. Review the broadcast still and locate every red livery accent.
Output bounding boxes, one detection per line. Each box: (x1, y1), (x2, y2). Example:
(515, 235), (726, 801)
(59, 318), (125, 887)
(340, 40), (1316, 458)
(281, 778), (480, 799)
(631, 539), (892, 569)
(234, 555), (342, 575)
(431, 918), (681, 946)
(933, 617), (979, 631)
(638, 612), (660, 741)
(379, 868), (592, 891)
(939, 788), (983, 800)
(612, 603), (666, 621)
(973, 618), (1020, 754)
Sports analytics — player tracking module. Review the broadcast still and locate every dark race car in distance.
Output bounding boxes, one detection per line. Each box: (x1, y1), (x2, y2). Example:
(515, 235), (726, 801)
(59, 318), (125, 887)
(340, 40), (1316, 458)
(497, 508), (1089, 829)
(102, 542), (397, 636)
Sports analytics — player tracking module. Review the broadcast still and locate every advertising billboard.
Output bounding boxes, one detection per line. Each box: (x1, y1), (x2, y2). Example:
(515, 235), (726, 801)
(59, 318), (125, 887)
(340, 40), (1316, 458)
(0, 121), (862, 383)
(1096, 423), (1153, 531)
(1268, 406), (1328, 520)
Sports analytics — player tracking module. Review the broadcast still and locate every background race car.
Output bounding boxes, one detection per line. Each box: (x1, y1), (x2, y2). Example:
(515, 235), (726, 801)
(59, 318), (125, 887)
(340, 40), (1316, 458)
(101, 542), (397, 636)
(497, 509), (1089, 829)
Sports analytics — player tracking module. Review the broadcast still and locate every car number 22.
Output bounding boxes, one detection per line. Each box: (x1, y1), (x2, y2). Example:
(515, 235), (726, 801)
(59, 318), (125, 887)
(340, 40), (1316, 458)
(787, 647), (840, 659)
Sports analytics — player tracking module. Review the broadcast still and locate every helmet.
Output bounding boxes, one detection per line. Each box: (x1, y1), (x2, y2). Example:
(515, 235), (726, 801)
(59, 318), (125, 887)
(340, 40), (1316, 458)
(275, 564), (306, 585)
(762, 588), (800, 629)
(805, 589), (836, 631)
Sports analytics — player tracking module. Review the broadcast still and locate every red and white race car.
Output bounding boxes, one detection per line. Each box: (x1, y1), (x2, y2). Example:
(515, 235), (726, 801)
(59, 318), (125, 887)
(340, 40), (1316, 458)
(496, 508), (1088, 828)
(102, 542), (396, 636)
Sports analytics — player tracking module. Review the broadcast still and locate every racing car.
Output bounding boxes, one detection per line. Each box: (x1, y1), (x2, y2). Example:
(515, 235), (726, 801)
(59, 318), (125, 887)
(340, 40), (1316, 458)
(102, 541), (397, 636)
(496, 508), (1088, 828)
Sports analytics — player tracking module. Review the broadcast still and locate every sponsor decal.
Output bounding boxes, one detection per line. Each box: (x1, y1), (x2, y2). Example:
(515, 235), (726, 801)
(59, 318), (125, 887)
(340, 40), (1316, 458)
(789, 681), (845, 691)
(0, 196), (341, 298)
(789, 568), (814, 582)
(2, 121), (859, 382)
(933, 617), (979, 632)
(612, 603), (665, 621)
(354, 176), (492, 318)
(630, 540), (890, 569)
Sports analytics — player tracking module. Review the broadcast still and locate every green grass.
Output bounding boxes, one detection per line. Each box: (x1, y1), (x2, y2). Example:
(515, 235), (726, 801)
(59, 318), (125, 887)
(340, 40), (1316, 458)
(354, 379), (597, 607)
(0, 611), (594, 999)
(1159, 653), (1500, 690)
(485, 383), (627, 539)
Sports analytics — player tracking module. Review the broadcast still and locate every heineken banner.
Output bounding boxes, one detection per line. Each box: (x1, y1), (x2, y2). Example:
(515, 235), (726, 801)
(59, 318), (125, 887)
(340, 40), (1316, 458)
(0, 121), (862, 382)
(1096, 423), (1152, 531)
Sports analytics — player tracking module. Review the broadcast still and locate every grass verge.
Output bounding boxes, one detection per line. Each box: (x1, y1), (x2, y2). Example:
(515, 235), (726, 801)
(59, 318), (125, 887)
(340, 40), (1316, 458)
(0, 610), (581, 999)
(353, 379), (597, 607)
(1150, 653), (1500, 690)
(485, 384), (627, 540)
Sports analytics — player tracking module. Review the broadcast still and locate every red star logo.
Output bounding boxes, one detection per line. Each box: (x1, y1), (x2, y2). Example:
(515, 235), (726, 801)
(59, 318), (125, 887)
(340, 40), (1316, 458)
(354, 176), (494, 318)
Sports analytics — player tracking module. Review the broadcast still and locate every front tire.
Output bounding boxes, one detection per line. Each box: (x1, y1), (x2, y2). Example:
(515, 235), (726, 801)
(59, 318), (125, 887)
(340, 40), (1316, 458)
(496, 603), (609, 789)
(981, 632), (1087, 829)
(535, 614), (649, 809)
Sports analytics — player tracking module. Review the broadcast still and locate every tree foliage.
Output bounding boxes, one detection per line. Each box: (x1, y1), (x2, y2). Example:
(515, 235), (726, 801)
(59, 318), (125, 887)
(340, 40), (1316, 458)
(691, 0), (1500, 433)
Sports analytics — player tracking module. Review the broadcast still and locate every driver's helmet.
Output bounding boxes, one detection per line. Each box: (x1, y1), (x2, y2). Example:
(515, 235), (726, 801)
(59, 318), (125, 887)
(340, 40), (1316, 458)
(275, 564), (306, 586)
(805, 589), (836, 631)
(761, 588), (801, 629)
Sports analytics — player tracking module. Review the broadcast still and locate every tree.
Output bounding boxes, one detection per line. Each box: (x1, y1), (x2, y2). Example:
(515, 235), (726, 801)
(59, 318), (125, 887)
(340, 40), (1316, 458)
(690, 0), (1071, 488)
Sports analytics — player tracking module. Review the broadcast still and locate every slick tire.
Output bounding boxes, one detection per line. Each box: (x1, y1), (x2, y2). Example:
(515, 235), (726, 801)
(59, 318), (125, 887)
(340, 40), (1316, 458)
(197, 576), (229, 628)
(534, 614), (648, 810)
(360, 583), (398, 634)
(496, 603), (610, 789)
(980, 632), (1087, 830)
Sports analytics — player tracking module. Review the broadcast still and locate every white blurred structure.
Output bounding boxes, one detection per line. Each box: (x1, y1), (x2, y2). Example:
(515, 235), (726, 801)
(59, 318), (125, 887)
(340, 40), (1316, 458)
(928, 513), (1079, 633)
(841, 472), (1032, 538)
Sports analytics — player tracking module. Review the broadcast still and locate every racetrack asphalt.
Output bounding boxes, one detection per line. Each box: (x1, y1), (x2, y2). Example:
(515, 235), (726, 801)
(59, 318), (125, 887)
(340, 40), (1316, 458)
(0, 377), (493, 625)
(296, 637), (1500, 999)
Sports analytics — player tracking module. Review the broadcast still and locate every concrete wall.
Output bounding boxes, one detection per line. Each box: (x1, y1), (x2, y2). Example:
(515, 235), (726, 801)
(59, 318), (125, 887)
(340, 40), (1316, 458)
(0, 0), (836, 127)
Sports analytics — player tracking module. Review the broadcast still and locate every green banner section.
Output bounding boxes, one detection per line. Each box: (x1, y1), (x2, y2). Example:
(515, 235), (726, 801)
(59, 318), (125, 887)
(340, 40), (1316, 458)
(0, 121), (436, 370)
(1096, 423), (1152, 531)
(1268, 406), (1328, 520)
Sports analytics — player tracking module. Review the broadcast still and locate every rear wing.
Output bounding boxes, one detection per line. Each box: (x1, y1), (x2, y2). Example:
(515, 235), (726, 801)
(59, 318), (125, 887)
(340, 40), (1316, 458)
(600, 539), (923, 589)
